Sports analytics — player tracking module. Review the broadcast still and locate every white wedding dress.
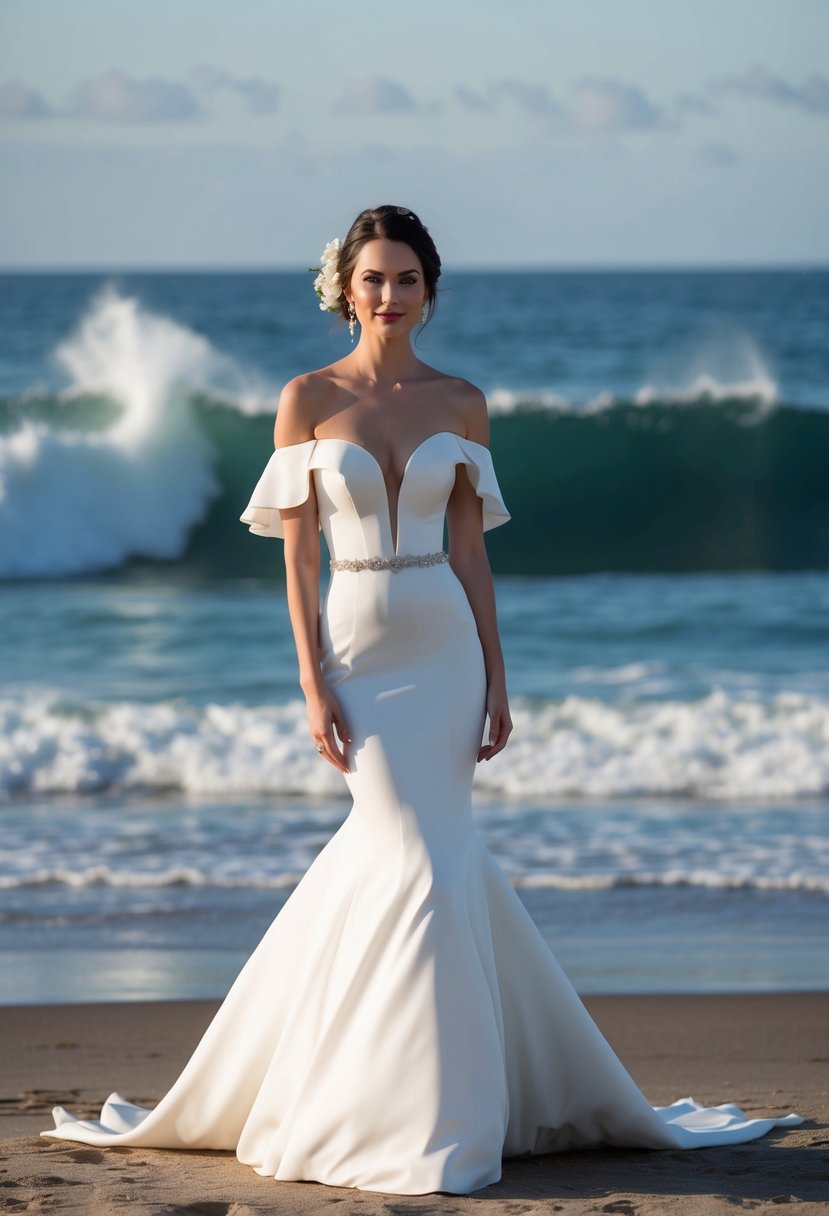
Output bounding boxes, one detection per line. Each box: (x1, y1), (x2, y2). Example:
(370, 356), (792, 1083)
(41, 431), (803, 1194)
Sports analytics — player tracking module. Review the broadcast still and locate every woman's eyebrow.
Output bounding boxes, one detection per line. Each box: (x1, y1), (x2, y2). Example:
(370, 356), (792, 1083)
(362, 268), (420, 275)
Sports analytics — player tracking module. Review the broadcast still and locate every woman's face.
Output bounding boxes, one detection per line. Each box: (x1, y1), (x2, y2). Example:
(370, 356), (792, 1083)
(346, 239), (427, 337)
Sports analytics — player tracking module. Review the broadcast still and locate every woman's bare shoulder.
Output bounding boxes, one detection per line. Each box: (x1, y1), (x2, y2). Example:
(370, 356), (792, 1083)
(411, 365), (489, 444)
(273, 366), (342, 447)
(443, 375), (489, 446)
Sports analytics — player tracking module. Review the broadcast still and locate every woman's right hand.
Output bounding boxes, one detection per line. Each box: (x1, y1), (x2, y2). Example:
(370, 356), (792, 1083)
(305, 679), (351, 773)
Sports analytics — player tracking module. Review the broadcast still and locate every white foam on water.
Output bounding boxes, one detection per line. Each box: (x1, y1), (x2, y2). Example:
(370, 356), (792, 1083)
(0, 864), (824, 896)
(474, 688), (829, 801)
(0, 691), (344, 801)
(0, 284), (275, 577)
(0, 865), (302, 891)
(3, 686), (829, 803)
(487, 336), (778, 417)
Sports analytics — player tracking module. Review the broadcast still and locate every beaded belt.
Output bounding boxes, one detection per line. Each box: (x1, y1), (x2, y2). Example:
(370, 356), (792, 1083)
(329, 551), (449, 573)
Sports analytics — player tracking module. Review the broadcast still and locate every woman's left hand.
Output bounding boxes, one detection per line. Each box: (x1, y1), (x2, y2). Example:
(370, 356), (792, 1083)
(477, 680), (513, 762)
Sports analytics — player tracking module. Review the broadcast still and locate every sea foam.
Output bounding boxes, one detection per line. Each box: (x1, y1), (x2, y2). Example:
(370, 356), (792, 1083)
(0, 284), (256, 577)
(3, 686), (829, 802)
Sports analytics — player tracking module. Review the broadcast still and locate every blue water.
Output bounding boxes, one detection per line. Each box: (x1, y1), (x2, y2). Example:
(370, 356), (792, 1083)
(1, 269), (827, 1002)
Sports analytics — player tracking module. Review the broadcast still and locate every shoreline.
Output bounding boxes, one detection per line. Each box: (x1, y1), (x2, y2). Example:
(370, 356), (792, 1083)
(2, 992), (825, 1213)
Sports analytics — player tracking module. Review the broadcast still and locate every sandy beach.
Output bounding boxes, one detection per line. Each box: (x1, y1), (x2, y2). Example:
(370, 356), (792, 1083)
(1, 992), (825, 1214)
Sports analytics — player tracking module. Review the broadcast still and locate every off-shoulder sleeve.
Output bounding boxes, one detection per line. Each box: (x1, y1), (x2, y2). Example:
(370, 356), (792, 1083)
(455, 436), (511, 532)
(239, 440), (318, 539)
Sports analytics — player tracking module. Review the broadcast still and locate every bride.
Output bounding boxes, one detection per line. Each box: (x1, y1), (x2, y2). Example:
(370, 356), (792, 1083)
(41, 204), (802, 1195)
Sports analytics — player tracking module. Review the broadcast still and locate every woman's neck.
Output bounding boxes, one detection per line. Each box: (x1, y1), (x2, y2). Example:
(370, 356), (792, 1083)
(347, 335), (423, 387)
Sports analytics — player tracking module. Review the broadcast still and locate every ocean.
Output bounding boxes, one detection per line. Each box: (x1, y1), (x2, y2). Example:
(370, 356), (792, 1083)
(1, 267), (827, 1003)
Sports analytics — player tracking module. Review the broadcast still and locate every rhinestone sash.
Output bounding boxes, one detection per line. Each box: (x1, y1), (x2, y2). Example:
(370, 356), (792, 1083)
(329, 551), (449, 573)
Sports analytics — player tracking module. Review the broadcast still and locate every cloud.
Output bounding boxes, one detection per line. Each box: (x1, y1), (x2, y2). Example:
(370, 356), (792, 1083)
(709, 64), (829, 116)
(333, 76), (418, 114)
(569, 76), (664, 130)
(675, 92), (714, 117)
(492, 80), (562, 116)
(454, 75), (662, 130)
(698, 141), (740, 167)
(191, 65), (279, 115)
(0, 80), (53, 118)
(2, 68), (279, 125)
(66, 71), (204, 123)
(453, 84), (494, 113)
(453, 79), (562, 116)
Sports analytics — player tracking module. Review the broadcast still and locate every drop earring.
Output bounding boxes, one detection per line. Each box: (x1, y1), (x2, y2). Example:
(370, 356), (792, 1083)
(420, 300), (429, 324)
(348, 301), (357, 342)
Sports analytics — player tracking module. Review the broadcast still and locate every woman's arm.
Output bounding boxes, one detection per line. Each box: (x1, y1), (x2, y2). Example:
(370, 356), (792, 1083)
(274, 378), (351, 773)
(446, 385), (513, 762)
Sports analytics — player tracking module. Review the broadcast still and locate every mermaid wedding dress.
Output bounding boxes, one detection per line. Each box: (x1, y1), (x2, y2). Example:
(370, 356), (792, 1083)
(41, 431), (802, 1194)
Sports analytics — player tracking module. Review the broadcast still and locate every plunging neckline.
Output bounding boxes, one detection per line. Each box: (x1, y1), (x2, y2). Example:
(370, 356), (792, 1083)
(313, 430), (467, 555)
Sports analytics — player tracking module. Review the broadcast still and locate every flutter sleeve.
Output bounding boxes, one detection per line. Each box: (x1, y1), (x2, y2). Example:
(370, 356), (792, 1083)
(455, 436), (511, 532)
(239, 439), (319, 540)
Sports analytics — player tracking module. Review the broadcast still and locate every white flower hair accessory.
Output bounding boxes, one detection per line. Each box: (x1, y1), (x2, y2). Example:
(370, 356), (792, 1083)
(309, 237), (344, 312)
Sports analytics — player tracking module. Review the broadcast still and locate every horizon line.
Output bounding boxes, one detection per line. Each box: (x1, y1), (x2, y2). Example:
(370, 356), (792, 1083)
(1, 260), (828, 275)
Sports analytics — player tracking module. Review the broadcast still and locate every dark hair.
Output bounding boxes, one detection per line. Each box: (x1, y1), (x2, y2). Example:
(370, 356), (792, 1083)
(336, 204), (441, 328)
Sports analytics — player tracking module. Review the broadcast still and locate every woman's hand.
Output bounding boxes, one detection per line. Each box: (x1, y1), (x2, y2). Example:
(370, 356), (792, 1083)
(306, 679), (351, 773)
(477, 678), (513, 762)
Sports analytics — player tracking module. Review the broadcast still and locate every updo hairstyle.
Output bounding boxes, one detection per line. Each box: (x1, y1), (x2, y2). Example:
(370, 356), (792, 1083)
(335, 205), (441, 328)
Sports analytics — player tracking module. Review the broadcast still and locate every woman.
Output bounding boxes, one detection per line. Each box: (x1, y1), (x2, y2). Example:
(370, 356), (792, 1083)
(271, 204), (512, 783)
(41, 205), (802, 1195)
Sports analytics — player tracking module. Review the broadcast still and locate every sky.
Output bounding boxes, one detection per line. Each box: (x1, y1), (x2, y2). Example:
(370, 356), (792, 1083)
(1, 0), (827, 269)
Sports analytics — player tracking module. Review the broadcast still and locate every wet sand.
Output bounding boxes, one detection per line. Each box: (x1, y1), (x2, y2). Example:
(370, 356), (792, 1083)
(1, 992), (826, 1214)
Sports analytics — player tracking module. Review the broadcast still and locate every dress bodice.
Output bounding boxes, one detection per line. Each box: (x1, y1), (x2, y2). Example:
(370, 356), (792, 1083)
(240, 431), (511, 560)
